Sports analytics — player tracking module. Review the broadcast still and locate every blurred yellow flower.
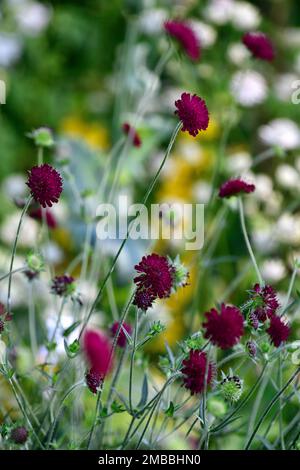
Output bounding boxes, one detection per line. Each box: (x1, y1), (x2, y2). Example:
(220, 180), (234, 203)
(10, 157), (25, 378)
(61, 116), (110, 150)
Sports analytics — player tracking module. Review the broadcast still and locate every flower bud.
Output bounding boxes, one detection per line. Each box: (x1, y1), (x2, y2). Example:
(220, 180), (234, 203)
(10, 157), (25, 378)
(220, 375), (243, 402)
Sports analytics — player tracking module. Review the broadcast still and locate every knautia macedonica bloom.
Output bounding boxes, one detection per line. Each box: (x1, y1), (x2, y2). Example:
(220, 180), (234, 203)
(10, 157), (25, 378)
(250, 283), (280, 322)
(29, 207), (57, 229)
(83, 329), (113, 377)
(133, 288), (156, 312)
(175, 92), (209, 137)
(248, 311), (259, 330)
(267, 315), (290, 347)
(51, 275), (76, 297)
(203, 304), (244, 349)
(85, 368), (102, 394)
(219, 178), (255, 198)
(246, 340), (257, 358)
(164, 20), (200, 61)
(10, 426), (28, 444)
(242, 32), (275, 62)
(220, 374), (243, 402)
(122, 123), (142, 147)
(181, 350), (215, 395)
(26, 164), (63, 208)
(134, 253), (175, 299)
(111, 321), (132, 348)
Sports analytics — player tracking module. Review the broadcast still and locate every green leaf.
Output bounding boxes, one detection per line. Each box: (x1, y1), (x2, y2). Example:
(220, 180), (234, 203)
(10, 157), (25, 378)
(63, 321), (81, 338)
(64, 339), (80, 358)
(165, 401), (175, 417)
(137, 373), (148, 409)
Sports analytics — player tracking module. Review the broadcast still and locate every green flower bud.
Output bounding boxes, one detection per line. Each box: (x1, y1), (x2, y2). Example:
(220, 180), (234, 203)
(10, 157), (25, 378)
(29, 127), (54, 147)
(169, 255), (189, 290)
(26, 252), (44, 273)
(260, 341), (270, 353)
(220, 375), (243, 402)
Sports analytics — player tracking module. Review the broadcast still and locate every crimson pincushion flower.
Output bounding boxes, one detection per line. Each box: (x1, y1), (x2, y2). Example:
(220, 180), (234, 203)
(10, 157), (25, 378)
(83, 329), (113, 377)
(175, 93), (209, 137)
(85, 368), (102, 394)
(219, 178), (255, 198)
(51, 275), (76, 297)
(267, 315), (290, 347)
(133, 288), (156, 311)
(181, 350), (215, 395)
(10, 426), (28, 445)
(164, 20), (200, 61)
(134, 253), (175, 299)
(251, 283), (280, 322)
(111, 321), (132, 348)
(203, 304), (244, 350)
(26, 164), (63, 208)
(122, 123), (142, 147)
(242, 32), (275, 62)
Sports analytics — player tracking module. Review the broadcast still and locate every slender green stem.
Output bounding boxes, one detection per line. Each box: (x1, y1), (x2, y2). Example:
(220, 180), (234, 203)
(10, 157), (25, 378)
(245, 367), (300, 449)
(0, 267), (26, 283)
(129, 308), (138, 413)
(87, 388), (102, 450)
(281, 265), (298, 316)
(7, 197), (32, 313)
(199, 343), (212, 449)
(28, 282), (38, 361)
(38, 146), (44, 165)
(238, 196), (263, 286)
(279, 353), (285, 449)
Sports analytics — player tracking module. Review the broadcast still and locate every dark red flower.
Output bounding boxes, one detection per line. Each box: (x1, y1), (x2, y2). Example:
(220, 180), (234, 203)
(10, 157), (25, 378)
(10, 426), (28, 445)
(219, 178), (255, 198)
(134, 253), (174, 299)
(182, 350), (215, 395)
(111, 321), (132, 348)
(122, 123), (142, 147)
(267, 315), (290, 347)
(203, 304), (244, 350)
(133, 288), (156, 311)
(251, 283), (279, 322)
(29, 207), (57, 229)
(83, 329), (113, 377)
(246, 340), (257, 358)
(51, 275), (75, 297)
(85, 368), (102, 394)
(0, 302), (12, 332)
(175, 92), (209, 137)
(164, 20), (200, 61)
(243, 32), (275, 62)
(26, 164), (63, 208)
(248, 311), (259, 330)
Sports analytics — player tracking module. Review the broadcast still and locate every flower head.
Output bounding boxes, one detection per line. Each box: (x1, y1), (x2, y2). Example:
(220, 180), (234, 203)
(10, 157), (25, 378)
(83, 329), (113, 377)
(219, 178), (255, 198)
(251, 283), (279, 322)
(134, 253), (174, 299)
(111, 321), (132, 348)
(267, 315), (290, 347)
(248, 311), (259, 330)
(164, 20), (200, 61)
(220, 375), (243, 402)
(242, 32), (275, 61)
(28, 127), (54, 147)
(175, 92), (209, 137)
(203, 304), (244, 349)
(10, 426), (28, 444)
(0, 302), (12, 333)
(26, 164), (63, 208)
(51, 275), (76, 297)
(29, 207), (57, 229)
(122, 123), (142, 147)
(85, 368), (102, 394)
(133, 288), (156, 312)
(181, 350), (215, 395)
(168, 255), (190, 290)
(246, 340), (257, 358)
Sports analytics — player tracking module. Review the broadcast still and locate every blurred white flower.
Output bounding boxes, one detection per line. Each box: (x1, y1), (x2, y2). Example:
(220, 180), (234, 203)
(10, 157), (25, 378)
(0, 273), (28, 308)
(204, 0), (233, 25)
(252, 174), (273, 201)
(193, 182), (212, 203)
(264, 191), (283, 216)
(259, 119), (300, 150)
(0, 340), (6, 364)
(274, 74), (299, 102)
(189, 20), (217, 48)
(275, 213), (300, 245)
(253, 227), (277, 253)
(0, 33), (22, 67)
(231, 70), (267, 107)
(261, 259), (287, 283)
(15, 1), (52, 36)
(226, 151), (252, 174)
(275, 164), (300, 190)
(0, 213), (38, 247)
(1, 174), (26, 199)
(138, 8), (167, 34)
(42, 241), (64, 264)
(227, 42), (250, 65)
(230, 1), (261, 30)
